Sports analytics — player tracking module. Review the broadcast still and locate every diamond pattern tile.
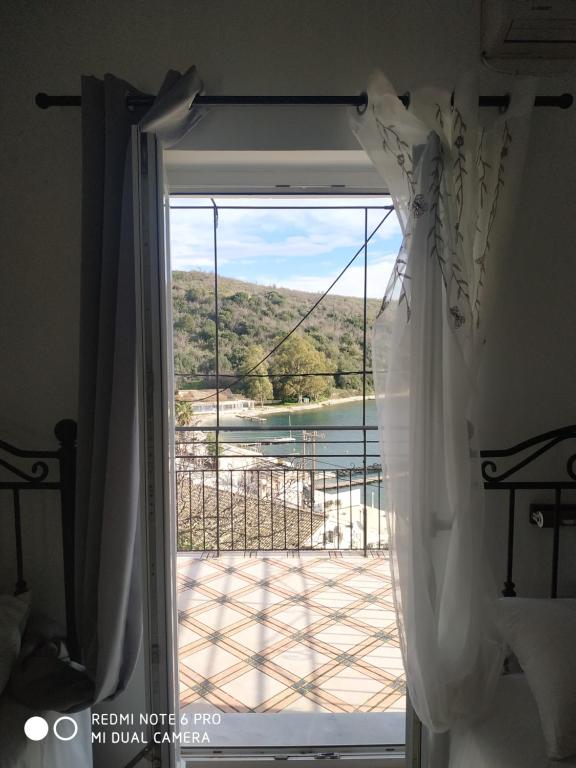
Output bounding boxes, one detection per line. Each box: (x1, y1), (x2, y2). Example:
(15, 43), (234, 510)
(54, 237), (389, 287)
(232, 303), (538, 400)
(178, 625), (202, 647)
(321, 669), (384, 707)
(191, 604), (248, 630)
(271, 643), (331, 677)
(311, 590), (362, 608)
(349, 606), (397, 629)
(201, 572), (253, 593)
(181, 645), (241, 676)
(313, 624), (371, 652)
(227, 624), (287, 653)
(178, 590), (213, 611)
(361, 645), (405, 673)
(233, 588), (285, 607)
(272, 604), (324, 631)
(177, 553), (405, 714)
(220, 668), (287, 709)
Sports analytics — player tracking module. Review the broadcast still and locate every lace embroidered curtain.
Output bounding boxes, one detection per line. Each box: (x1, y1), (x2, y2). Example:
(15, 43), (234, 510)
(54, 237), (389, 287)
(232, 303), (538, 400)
(351, 73), (535, 733)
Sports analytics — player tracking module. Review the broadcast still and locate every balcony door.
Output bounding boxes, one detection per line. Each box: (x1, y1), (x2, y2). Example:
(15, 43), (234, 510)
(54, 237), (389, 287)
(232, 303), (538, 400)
(137, 143), (419, 767)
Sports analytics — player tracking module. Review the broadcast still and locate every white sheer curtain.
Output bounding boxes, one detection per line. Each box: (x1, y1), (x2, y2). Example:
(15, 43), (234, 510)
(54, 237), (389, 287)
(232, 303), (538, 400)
(351, 73), (535, 734)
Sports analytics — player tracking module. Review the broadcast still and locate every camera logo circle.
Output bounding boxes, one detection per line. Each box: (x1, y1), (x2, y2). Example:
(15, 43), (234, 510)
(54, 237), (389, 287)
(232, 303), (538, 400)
(24, 717), (49, 741)
(24, 715), (78, 741)
(53, 716), (78, 741)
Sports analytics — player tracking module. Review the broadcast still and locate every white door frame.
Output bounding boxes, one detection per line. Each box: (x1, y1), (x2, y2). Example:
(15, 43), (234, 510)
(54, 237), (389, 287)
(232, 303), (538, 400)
(134, 127), (179, 768)
(137, 146), (422, 767)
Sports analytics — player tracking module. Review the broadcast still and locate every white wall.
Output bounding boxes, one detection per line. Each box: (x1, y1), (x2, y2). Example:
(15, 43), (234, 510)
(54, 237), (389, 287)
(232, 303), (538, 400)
(0, 0), (479, 436)
(478, 100), (576, 598)
(1, 1), (575, 765)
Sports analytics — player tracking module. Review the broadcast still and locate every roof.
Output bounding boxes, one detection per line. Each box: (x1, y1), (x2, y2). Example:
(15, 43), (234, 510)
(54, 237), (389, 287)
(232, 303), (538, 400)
(176, 482), (324, 551)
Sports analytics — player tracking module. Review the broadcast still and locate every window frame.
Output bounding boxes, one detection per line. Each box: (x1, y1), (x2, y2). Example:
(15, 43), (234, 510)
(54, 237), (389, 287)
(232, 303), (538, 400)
(138, 149), (420, 768)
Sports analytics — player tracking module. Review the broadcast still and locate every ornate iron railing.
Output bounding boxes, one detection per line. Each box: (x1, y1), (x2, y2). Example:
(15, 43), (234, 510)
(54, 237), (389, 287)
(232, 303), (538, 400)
(175, 426), (386, 553)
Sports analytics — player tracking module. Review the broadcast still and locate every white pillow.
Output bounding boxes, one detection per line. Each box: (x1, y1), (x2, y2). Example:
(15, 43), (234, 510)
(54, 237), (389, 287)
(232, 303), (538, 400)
(0, 593), (30, 694)
(493, 597), (576, 760)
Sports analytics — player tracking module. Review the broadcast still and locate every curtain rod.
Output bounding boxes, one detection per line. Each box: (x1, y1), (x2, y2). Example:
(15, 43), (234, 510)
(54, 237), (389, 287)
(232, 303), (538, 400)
(35, 91), (573, 111)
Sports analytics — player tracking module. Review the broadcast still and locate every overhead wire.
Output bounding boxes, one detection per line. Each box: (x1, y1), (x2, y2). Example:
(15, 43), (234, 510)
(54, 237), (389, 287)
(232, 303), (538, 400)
(184, 206), (395, 403)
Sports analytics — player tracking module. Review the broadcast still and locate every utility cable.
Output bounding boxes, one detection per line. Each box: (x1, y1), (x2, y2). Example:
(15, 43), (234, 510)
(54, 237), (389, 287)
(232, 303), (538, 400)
(188, 207), (395, 403)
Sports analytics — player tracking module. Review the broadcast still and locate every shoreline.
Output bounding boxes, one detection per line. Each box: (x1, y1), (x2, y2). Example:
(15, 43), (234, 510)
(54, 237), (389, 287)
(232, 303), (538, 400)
(194, 394), (375, 426)
(246, 393), (375, 417)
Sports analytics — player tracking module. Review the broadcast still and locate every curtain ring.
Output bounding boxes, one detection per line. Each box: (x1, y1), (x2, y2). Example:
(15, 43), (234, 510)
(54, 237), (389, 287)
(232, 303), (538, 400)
(125, 90), (137, 113)
(356, 92), (368, 115)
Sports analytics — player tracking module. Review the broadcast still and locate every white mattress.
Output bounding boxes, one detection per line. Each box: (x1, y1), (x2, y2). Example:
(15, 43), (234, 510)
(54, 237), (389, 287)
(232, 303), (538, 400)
(449, 673), (576, 768)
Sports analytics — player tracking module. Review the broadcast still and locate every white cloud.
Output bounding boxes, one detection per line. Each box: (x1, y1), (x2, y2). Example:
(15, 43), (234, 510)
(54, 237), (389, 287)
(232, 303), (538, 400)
(256, 254), (397, 299)
(169, 199), (401, 273)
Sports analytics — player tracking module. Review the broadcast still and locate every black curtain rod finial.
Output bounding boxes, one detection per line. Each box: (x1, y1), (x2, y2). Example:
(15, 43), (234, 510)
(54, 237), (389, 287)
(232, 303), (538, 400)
(35, 92), (51, 109)
(36, 92), (82, 109)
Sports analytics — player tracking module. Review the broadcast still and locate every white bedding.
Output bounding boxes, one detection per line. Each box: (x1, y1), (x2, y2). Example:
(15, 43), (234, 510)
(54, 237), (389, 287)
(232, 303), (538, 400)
(449, 674), (576, 768)
(0, 595), (94, 768)
(0, 694), (92, 768)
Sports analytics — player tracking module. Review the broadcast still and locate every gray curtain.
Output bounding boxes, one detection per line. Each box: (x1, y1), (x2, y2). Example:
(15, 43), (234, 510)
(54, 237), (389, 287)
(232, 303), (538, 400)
(76, 67), (203, 702)
(76, 74), (144, 701)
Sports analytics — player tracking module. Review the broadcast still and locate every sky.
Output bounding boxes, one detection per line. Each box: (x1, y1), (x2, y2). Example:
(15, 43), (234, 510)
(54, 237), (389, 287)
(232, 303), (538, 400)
(169, 197), (402, 299)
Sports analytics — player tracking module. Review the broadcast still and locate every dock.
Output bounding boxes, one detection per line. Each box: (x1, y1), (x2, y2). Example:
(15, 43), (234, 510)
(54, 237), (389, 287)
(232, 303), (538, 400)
(236, 414), (267, 422)
(242, 437), (296, 446)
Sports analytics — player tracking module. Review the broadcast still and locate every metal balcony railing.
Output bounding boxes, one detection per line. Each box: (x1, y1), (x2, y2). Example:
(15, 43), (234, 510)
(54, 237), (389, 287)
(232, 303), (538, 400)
(175, 426), (387, 553)
(172, 198), (393, 555)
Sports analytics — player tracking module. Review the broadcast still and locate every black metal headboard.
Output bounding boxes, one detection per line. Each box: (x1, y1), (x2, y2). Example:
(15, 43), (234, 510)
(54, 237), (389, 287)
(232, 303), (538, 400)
(0, 420), (78, 659)
(481, 425), (576, 599)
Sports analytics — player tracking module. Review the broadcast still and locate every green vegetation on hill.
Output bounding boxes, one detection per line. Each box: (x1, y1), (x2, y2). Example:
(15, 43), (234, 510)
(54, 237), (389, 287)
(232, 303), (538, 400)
(172, 270), (393, 401)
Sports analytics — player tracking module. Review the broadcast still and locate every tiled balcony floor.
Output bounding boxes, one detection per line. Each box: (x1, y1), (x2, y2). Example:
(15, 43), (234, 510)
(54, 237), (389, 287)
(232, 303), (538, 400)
(177, 552), (405, 716)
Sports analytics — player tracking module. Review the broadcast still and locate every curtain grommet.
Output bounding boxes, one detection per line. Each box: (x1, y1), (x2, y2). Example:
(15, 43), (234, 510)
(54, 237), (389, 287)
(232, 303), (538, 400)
(356, 92), (368, 115)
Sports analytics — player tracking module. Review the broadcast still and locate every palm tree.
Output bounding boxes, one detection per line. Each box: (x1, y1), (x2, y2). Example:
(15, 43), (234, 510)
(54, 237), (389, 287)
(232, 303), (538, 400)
(175, 399), (195, 426)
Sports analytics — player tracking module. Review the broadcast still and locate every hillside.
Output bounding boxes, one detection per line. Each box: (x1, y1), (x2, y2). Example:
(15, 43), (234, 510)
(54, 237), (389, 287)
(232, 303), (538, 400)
(172, 270), (393, 400)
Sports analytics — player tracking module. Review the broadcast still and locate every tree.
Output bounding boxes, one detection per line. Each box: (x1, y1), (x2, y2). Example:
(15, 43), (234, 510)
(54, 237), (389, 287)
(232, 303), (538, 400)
(270, 335), (333, 402)
(335, 354), (362, 391)
(237, 345), (273, 404)
(175, 399), (196, 426)
(266, 290), (285, 306)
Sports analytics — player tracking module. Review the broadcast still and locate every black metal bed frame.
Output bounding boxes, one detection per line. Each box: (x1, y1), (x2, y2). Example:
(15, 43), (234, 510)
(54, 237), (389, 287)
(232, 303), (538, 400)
(0, 420), (573, 669)
(481, 425), (576, 600)
(0, 419), (78, 660)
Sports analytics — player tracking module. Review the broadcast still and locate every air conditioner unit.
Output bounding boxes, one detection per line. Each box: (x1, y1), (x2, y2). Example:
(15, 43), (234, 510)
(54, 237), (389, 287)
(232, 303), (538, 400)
(482, 0), (576, 59)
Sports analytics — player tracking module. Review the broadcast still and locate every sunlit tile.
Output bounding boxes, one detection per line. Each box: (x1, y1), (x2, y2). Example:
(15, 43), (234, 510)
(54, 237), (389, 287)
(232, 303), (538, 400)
(228, 624), (287, 653)
(201, 572), (253, 593)
(176, 554), (405, 716)
(313, 624), (370, 651)
(343, 575), (387, 592)
(232, 588), (286, 607)
(191, 605), (247, 630)
(280, 695), (332, 713)
(360, 646), (405, 673)
(349, 607), (397, 629)
(178, 625), (202, 647)
(386, 695), (406, 712)
(321, 670), (384, 706)
(271, 643), (331, 677)
(178, 589), (214, 611)
(273, 605), (324, 630)
(181, 645), (240, 677)
(310, 590), (361, 608)
(236, 560), (286, 579)
(220, 669), (286, 708)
